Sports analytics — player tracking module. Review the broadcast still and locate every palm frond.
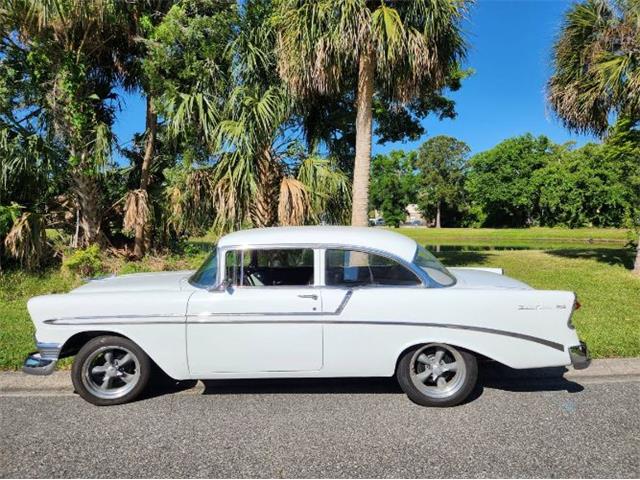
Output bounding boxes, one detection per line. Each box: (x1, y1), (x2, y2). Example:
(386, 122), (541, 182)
(4, 211), (46, 269)
(548, 0), (640, 135)
(296, 155), (352, 224)
(123, 189), (150, 236)
(278, 176), (309, 226)
(274, 0), (469, 103)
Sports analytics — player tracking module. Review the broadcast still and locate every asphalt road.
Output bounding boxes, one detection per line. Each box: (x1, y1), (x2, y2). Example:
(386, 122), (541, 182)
(1, 374), (639, 478)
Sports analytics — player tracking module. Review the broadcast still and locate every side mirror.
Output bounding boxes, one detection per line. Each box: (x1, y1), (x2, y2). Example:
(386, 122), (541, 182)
(214, 277), (233, 293)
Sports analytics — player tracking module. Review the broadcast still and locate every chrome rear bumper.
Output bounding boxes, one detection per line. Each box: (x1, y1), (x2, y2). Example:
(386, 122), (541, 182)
(23, 342), (61, 376)
(569, 341), (590, 370)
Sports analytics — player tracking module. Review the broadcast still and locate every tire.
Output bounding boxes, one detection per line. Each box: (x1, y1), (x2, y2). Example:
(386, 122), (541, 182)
(396, 343), (478, 407)
(71, 335), (151, 406)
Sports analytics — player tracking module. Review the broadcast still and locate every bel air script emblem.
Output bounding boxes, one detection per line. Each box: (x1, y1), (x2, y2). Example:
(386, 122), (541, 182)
(518, 304), (567, 311)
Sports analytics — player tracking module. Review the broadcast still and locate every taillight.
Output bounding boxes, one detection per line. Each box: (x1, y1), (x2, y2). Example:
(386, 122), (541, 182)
(568, 297), (580, 329)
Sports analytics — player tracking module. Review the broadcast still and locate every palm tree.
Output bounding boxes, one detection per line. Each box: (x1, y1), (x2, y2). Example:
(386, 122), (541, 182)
(273, 0), (469, 226)
(163, 0), (352, 233)
(208, 85), (352, 232)
(1, 0), (140, 246)
(548, 0), (640, 274)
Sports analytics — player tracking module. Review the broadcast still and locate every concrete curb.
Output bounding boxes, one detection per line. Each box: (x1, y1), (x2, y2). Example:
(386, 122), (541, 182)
(1, 358), (639, 395)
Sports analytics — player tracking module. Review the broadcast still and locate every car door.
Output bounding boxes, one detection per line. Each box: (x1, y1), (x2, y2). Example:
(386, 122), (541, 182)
(186, 247), (323, 376)
(318, 248), (424, 375)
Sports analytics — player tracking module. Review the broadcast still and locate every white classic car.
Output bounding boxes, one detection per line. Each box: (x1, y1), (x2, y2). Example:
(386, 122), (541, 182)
(24, 226), (589, 406)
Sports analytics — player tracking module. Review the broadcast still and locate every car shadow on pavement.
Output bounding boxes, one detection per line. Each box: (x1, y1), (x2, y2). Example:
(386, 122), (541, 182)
(198, 377), (404, 395)
(478, 362), (585, 393)
(143, 361), (584, 402)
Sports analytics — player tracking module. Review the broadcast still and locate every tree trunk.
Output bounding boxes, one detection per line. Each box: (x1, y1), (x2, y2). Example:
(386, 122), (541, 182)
(251, 147), (281, 228)
(435, 202), (441, 228)
(72, 171), (102, 246)
(133, 97), (157, 259)
(634, 234), (640, 275)
(351, 44), (375, 227)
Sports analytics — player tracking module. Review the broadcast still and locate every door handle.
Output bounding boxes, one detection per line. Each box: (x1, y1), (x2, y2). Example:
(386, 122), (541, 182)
(298, 294), (318, 300)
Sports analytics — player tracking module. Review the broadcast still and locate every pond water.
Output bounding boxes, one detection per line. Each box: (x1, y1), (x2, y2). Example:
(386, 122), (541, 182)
(423, 241), (630, 252)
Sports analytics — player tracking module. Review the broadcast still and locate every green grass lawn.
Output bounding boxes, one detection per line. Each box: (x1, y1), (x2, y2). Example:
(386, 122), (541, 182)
(396, 226), (630, 243)
(0, 228), (638, 370)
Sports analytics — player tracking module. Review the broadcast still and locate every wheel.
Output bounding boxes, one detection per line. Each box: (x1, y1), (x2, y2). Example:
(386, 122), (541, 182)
(71, 335), (151, 406)
(396, 343), (478, 407)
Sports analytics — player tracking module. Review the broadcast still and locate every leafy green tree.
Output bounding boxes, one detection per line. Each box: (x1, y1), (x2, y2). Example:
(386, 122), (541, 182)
(273, 0), (469, 226)
(547, 0), (640, 273)
(603, 119), (640, 239)
(300, 69), (467, 175)
(370, 151), (417, 227)
(415, 135), (469, 228)
(535, 143), (630, 227)
(466, 134), (558, 227)
(149, 0), (351, 234)
(130, 0), (234, 256)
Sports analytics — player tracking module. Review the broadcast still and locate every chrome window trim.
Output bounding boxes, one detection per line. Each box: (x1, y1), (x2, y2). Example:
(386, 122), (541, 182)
(411, 246), (457, 288)
(219, 245), (318, 289)
(213, 242), (432, 288)
(323, 246), (425, 288)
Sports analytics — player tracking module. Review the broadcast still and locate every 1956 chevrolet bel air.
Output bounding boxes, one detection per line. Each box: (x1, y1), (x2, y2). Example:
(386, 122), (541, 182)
(24, 226), (590, 406)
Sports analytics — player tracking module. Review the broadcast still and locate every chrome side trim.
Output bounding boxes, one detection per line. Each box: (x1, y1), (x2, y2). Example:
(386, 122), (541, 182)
(190, 290), (353, 319)
(43, 313), (186, 325)
(335, 290), (352, 314)
(44, 291), (355, 325)
(43, 318), (563, 352)
(185, 319), (564, 351)
(45, 320), (184, 326)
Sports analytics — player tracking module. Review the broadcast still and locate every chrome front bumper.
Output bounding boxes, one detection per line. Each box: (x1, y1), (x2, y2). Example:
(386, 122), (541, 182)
(569, 341), (591, 370)
(23, 342), (61, 376)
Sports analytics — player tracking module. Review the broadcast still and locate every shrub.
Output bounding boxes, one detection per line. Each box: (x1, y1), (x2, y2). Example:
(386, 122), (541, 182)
(62, 245), (103, 278)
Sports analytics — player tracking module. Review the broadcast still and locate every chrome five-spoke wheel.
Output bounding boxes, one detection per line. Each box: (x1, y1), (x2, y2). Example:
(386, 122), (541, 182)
(82, 346), (141, 400)
(72, 336), (151, 406)
(410, 344), (466, 398)
(397, 343), (478, 407)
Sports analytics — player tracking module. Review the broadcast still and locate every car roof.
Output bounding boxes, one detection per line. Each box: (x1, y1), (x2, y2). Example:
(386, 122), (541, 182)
(217, 226), (419, 262)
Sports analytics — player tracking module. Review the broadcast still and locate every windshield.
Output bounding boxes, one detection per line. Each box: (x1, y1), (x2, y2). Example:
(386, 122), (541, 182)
(189, 248), (218, 288)
(412, 245), (456, 287)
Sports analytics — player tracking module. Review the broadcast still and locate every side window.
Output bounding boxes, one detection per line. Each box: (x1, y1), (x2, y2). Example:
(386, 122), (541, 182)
(325, 249), (421, 287)
(225, 249), (314, 287)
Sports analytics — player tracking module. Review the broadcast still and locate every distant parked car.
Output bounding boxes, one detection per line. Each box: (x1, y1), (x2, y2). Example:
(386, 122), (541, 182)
(24, 227), (589, 406)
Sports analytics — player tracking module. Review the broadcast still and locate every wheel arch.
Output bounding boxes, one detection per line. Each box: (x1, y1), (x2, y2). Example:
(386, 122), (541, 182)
(59, 330), (177, 379)
(59, 330), (128, 359)
(393, 341), (494, 375)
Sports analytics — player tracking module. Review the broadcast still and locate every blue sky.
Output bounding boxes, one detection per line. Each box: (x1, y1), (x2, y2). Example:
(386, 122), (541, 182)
(113, 0), (596, 160)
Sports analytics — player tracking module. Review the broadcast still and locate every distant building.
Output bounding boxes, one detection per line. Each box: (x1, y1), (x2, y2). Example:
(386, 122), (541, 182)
(370, 205), (427, 226)
(405, 204), (426, 225)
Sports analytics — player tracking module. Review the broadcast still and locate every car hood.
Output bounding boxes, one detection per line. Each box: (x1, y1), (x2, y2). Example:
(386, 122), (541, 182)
(448, 268), (532, 290)
(71, 270), (196, 294)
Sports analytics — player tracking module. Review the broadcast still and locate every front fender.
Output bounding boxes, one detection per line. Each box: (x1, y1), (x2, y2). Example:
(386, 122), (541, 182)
(26, 292), (193, 379)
